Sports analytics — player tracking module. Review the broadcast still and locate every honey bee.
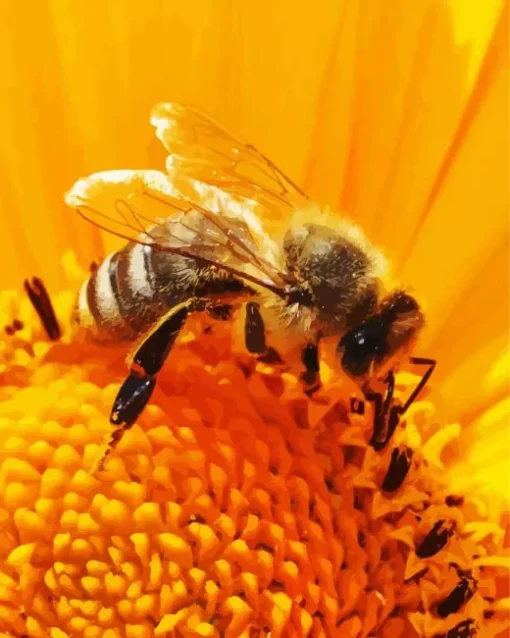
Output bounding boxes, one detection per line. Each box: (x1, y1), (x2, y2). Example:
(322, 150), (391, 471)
(65, 103), (435, 464)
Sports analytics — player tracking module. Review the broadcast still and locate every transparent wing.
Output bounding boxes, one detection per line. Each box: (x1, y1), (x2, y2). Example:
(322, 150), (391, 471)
(65, 169), (289, 294)
(150, 102), (310, 222)
(65, 169), (183, 244)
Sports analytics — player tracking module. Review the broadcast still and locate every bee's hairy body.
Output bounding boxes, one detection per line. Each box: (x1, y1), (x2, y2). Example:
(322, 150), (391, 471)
(77, 207), (385, 350)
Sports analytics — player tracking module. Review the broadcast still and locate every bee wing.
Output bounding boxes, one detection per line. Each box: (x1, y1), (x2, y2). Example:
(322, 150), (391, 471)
(65, 169), (289, 293)
(64, 169), (184, 244)
(150, 102), (310, 222)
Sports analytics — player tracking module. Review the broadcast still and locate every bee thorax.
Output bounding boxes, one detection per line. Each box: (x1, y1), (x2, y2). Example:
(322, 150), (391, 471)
(283, 223), (380, 331)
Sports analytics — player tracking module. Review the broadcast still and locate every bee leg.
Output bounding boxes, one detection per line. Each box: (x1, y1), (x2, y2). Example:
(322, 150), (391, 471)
(112, 301), (197, 424)
(110, 373), (157, 427)
(96, 423), (135, 472)
(300, 342), (321, 396)
(244, 302), (284, 364)
(96, 300), (197, 471)
(207, 303), (233, 321)
(382, 358), (436, 446)
(366, 371), (395, 450)
(366, 358), (436, 450)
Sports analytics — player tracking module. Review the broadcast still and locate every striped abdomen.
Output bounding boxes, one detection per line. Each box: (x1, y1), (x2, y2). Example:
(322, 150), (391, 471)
(77, 242), (161, 340)
(76, 241), (245, 341)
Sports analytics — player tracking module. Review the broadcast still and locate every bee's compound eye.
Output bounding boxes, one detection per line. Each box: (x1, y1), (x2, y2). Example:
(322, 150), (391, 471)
(338, 320), (388, 378)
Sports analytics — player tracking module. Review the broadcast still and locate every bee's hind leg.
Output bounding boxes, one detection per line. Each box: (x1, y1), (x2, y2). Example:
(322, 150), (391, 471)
(244, 302), (284, 365)
(96, 299), (200, 471)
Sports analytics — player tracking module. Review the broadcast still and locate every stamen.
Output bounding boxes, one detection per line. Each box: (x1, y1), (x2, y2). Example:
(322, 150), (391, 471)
(435, 618), (477, 637)
(4, 318), (24, 336)
(437, 574), (476, 618)
(24, 277), (61, 340)
(445, 495), (465, 507)
(416, 520), (455, 558)
(382, 446), (413, 492)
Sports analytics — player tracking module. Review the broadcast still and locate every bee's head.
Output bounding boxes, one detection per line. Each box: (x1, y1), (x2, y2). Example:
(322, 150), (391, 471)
(337, 291), (424, 380)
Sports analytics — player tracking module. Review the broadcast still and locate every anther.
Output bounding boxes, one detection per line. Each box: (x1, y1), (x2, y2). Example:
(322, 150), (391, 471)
(435, 619), (477, 638)
(445, 495), (464, 507)
(416, 520), (455, 559)
(437, 575), (476, 618)
(24, 277), (61, 340)
(382, 446), (413, 492)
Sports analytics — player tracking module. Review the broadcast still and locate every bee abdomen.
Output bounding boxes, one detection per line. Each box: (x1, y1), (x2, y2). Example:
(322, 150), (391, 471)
(76, 237), (246, 341)
(78, 241), (158, 339)
(77, 251), (127, 338)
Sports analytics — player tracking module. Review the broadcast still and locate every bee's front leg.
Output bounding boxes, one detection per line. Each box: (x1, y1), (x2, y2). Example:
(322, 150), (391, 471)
(365, 371), (396, 451)
(97, 298), (201, 470)
(362, 357), (436, 451)
(244, 302), (283, 364)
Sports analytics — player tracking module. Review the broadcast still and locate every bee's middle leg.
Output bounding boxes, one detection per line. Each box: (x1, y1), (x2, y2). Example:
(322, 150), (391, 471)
(244, 302), (283, 364)
(300, 342), (321, 396)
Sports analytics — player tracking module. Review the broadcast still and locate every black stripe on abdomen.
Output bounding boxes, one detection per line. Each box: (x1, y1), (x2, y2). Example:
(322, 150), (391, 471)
(86, 270), (100, 325)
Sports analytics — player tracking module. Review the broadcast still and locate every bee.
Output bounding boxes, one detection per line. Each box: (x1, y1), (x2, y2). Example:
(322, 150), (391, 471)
(65, 103), (435, 464)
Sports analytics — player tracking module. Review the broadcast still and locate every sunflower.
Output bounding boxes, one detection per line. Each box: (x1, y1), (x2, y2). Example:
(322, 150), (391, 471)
(0, 1), (508, 637)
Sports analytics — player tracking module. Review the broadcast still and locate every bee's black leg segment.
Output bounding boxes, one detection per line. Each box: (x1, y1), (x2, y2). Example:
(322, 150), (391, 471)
(244, 302), (284, 364)
(96, 371), (156, 471)
(401, 357), (437, 414)
(367, 358), (436, 451)
(134, 303), (193, 376)
(245, 302), (267, 354)
(110, 371), (156, 426)
(300, 342), (321, 396)
(365, 388), (387, 450)
(382, 370), (395, 415)
(96, 300), (199, 472)
(366, 371), (397, 450)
